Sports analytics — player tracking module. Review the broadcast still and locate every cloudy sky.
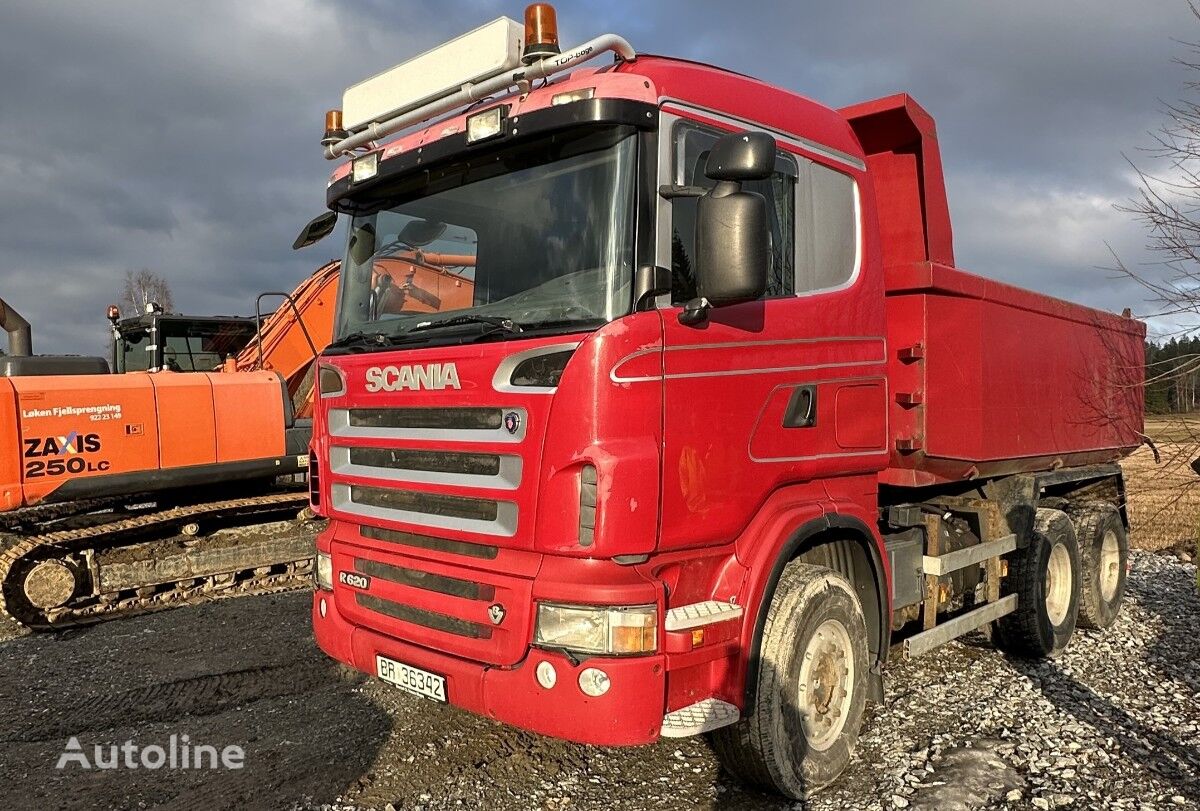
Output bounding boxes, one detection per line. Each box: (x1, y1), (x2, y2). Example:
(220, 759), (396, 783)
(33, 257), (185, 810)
(0, 0), (1195, 354)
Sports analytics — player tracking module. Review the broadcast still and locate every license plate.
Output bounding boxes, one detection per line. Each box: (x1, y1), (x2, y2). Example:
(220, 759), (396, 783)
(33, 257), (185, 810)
(375, 654), (446, 703)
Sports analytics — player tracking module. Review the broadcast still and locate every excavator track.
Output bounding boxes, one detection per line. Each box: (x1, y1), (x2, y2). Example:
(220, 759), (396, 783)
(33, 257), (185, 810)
(0, 492), (318, 631)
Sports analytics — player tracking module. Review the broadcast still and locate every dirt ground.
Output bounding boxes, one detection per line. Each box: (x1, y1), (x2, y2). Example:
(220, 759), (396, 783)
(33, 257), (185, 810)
(0, 551), (1196, 811)
(1123, 415), (1200, 556)
(1, 423), (1198, 809)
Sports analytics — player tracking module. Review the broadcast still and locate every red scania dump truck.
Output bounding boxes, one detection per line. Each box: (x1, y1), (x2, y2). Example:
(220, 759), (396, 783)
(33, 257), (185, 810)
(302, 6), (1144, 797)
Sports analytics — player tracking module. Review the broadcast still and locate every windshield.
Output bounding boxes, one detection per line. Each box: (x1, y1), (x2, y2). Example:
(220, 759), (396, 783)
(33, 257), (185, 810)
(335, 128), (638, 342)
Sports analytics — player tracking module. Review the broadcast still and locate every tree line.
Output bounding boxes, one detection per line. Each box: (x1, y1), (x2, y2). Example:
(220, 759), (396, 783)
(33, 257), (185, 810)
(1145, 338), (1200, 414)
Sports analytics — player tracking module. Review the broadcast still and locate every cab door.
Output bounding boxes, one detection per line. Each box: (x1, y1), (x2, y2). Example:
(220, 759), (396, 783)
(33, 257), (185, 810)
(655, 109), (889, 551)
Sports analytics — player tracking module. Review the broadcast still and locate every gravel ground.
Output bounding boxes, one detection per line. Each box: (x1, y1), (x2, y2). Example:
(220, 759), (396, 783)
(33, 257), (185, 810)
(0, 549), (1196, 810)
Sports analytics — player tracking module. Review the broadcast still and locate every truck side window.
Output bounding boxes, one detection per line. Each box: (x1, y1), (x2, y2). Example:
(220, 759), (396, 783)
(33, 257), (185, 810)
(671, 123), (796, 303)
(795, 162), (858, 293)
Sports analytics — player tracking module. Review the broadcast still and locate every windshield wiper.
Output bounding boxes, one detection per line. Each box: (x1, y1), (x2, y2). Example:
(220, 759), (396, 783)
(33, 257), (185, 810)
(516, 317), (603, 332)
(409, 315), (523, 334)
(326, 330), (392, 350)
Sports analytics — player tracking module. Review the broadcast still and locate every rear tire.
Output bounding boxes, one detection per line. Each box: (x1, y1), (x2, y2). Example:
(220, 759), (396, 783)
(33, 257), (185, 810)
(994, 508), (1081, 658)
(1071, 503), (1128, 630)
(710, 562), (869, 799)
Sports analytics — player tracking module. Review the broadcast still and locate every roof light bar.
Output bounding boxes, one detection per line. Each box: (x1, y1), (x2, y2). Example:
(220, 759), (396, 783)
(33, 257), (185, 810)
(323, 10), (634, 160)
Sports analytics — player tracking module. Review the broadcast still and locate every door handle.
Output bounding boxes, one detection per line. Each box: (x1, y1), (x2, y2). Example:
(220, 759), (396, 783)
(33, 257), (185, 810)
(783, 385), (817, 428)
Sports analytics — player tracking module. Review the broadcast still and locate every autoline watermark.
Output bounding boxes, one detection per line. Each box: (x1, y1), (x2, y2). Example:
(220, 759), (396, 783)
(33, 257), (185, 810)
(56, 735), (245, 770)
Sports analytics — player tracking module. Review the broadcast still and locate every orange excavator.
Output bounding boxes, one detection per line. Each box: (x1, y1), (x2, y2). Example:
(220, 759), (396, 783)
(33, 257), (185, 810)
(0, 261), (337, 629)
(0, 250), (474, 630)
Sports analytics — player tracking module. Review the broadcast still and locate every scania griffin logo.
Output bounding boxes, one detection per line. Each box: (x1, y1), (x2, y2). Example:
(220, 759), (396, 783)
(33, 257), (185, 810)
(365, 363), (461, 392)
(503, 411), (521, 435)
(488, 604), (506, 625)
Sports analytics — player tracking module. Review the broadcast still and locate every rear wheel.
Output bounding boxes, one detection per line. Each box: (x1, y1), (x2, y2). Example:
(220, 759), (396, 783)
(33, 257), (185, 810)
(710, 562), (868, 799)
(994, 508), (1081, 658)
(1072, 503), (1128, 630)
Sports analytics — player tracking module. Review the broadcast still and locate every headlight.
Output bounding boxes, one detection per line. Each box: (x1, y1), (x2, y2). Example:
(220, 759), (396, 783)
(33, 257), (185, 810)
(534, 603), (657, 655)
(315, 551), (333, 591)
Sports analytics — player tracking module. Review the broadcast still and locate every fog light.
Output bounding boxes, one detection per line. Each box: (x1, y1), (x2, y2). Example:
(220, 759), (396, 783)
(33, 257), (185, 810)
(578, 667), (610, 697)
(351, 152), (378, 183)
(319, 597), (328, 617)
(536, 660), (557, 689)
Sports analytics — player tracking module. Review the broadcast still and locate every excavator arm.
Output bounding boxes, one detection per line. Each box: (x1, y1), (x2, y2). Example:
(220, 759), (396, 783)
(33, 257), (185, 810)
(235, 260), (341, 418)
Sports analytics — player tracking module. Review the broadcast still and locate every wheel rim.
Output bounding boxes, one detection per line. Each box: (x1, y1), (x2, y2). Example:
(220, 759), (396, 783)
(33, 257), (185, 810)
(797, 618), (855, 752)
(1099, 529), (1121, 602)
(1045, 542), (1073, 626)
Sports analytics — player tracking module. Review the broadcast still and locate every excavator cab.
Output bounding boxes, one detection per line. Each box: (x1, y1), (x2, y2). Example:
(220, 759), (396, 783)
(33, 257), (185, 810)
(112, 312), (259, 373)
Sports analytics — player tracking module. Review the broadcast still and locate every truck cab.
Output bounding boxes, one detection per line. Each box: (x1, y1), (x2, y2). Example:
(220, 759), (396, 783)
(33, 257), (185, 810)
(307, 6), (1143, 799)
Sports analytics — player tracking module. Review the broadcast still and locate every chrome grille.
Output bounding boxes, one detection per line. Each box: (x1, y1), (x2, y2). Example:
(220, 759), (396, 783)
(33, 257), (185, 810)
(352, 485), (498, 520)
(332, 482), (518, 537)
(329, 407), (527, 442)
(350, 407), (501, 431)
(329, 445), (522, 490)
(328, 403), (527, 536)
(351, 447), (500, 476)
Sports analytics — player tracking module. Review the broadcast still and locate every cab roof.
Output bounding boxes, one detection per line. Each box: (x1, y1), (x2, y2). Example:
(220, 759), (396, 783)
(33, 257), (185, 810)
(329, 54), (867, 187)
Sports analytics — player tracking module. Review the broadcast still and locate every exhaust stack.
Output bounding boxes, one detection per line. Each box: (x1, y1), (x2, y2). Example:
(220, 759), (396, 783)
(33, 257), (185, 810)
(0, 298), (31, 356)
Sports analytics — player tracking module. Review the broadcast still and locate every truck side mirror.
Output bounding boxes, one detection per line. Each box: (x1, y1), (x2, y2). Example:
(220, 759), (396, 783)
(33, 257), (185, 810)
(293, 211), (337, 250)
(683, 131), (774, 324)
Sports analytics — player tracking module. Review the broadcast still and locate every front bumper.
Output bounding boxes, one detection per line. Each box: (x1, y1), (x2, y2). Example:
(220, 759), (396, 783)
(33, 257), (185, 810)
(312, 589), (668, 746)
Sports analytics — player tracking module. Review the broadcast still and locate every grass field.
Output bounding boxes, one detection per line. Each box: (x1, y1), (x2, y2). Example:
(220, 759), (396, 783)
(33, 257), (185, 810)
(1123, 415), (1200, 552)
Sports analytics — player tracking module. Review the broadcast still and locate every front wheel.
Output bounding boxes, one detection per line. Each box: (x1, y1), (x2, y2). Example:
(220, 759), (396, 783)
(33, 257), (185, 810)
(710, 562), (869, 799)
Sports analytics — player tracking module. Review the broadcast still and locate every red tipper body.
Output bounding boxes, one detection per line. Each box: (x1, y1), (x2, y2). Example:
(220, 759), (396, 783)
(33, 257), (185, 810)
(310, 57), (1145, 746)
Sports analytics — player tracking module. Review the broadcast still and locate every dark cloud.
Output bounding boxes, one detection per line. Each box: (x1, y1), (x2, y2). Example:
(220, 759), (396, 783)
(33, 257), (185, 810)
(0, 0), (1191, 353)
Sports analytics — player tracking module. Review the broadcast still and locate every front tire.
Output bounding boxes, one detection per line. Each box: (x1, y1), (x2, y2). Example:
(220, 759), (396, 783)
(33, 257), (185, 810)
(994, 508), (1081, 658)
(710, 562), (869, 799)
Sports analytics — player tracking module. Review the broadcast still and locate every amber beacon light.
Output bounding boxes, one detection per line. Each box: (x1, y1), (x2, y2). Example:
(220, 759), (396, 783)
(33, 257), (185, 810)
(522, 3), (560, 64)
(322, 109), (346, 147)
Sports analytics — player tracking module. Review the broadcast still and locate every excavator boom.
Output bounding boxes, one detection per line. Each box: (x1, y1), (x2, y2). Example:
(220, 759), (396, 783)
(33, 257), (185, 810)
(235, 261), (340, 418)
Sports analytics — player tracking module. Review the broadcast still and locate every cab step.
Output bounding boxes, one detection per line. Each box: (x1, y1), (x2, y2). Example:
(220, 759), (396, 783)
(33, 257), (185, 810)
(660, 698), (740, 737)
(664, 600), (743, 631)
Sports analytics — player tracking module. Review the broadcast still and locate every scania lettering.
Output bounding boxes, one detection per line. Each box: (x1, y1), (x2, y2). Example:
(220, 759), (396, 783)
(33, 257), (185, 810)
(364, 363), (462, 392)
(304, 6), (1144, 798)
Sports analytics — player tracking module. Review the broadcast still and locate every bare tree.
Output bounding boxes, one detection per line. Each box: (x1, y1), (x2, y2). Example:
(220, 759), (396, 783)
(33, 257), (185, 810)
(1111, 7), (1200, 571)
(1115, 18), (1200, 379)
(120, 269), (175, 317)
